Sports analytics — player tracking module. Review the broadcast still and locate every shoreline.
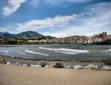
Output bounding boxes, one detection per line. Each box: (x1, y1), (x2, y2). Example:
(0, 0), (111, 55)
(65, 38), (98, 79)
(1, 54), (111, 71)
(0, 54), (104, 66)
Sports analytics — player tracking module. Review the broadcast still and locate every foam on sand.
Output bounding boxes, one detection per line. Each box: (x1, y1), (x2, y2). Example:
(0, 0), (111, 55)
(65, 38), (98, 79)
(25, 49), (49, 56)
(39, 47), (89, 54)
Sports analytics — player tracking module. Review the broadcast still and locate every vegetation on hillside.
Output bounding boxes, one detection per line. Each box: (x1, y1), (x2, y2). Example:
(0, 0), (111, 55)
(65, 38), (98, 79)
(4, 40), (55, 45)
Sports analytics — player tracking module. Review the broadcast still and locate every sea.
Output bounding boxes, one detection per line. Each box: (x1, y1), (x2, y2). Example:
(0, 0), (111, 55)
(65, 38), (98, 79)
(0, 44), (111, 61)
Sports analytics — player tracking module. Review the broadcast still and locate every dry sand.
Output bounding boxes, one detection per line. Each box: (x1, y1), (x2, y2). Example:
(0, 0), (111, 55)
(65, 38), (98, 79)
(0, 64), (111, 85)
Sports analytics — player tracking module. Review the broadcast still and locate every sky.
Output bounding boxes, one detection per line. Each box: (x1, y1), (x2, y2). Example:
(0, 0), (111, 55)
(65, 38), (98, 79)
(0, 0), (111, 38)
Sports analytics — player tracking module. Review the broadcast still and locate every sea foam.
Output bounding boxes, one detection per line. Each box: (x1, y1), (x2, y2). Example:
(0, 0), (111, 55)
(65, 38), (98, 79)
(39, 47), (89, 54)
(105, 49), (111, 52)
(4, 50), (8, 53)
(25, 49), (49, 56)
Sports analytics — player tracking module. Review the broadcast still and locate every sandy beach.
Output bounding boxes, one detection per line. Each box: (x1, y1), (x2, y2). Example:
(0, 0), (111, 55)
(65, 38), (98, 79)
(0, 64), (111, 85)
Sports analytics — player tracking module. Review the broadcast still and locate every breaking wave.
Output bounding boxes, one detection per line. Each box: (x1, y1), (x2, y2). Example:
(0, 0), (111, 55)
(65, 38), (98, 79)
(25, 49), (49, 56)
(39, 47), (89, 54)
(4, 50), (8, 53)
(105, 49), (111, 52)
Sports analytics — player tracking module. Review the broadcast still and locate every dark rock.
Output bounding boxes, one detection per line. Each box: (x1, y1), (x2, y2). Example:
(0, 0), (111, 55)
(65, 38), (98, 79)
(40, 61), (47, 67)
(53, 62), (64, 68)
(0, 59), (7, 64)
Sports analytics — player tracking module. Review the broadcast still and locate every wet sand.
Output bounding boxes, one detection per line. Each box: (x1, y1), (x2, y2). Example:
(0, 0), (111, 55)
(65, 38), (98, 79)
(0, 64), (111, 85)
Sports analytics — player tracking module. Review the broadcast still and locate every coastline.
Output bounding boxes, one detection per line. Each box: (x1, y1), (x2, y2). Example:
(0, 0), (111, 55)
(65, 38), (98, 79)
(0, 44), (108, 64)
(0, 49), (111, 85)
(0, 45), (111, 71)
(0, 54), (104, 66)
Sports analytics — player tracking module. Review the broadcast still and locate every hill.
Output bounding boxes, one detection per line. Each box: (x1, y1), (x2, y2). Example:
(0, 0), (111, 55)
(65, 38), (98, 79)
(0, 31), (53, 40)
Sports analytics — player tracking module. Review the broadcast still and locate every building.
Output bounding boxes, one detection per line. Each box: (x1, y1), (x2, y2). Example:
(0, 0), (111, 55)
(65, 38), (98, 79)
(0, 39), (5, 45)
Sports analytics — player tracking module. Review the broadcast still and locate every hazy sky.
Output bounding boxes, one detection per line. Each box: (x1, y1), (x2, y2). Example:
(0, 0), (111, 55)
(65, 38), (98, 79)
(0, 0), (111, 37)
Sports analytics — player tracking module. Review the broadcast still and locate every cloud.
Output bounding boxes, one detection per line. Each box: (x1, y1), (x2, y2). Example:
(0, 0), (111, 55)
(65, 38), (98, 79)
(1, 29), (7, 32)
(2, 0), (26, 16)
(6, 2), (111, 38)
(0, 28), (7, 32)
(43, 2), (111, 37)
(17, 14), (79, 32)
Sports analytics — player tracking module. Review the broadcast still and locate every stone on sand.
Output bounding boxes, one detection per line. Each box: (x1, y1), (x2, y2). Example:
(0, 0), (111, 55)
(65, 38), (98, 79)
(101, 66), (111, 71)
(84, 64), (99, 70)
(74, 65), (83, 69)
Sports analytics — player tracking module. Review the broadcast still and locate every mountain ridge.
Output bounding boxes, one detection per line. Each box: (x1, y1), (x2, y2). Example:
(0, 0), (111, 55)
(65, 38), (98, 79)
(0, 31), (53, 40)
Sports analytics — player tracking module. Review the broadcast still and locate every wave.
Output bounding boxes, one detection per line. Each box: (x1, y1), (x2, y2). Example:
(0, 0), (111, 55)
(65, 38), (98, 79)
(4, 50), (8, 53)
(105, 49), (111, 52)
(25, 49), (49, 56)
(39, 47), (89, 54)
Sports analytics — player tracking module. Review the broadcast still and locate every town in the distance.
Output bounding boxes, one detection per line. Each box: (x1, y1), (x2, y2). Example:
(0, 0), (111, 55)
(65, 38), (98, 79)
(0, 31), (111, 45)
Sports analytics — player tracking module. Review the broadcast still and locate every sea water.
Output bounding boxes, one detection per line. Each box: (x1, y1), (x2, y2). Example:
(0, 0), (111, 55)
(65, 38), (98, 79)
(0, 44), (111, 61)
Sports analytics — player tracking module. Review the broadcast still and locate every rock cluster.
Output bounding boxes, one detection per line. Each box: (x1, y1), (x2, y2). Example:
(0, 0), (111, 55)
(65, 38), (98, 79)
(0, 60), (111, 71)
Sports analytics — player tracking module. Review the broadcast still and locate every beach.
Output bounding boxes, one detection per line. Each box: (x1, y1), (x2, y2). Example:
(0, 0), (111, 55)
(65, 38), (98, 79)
(0, 45), (111, 85)
(0, 64), (111, 85)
